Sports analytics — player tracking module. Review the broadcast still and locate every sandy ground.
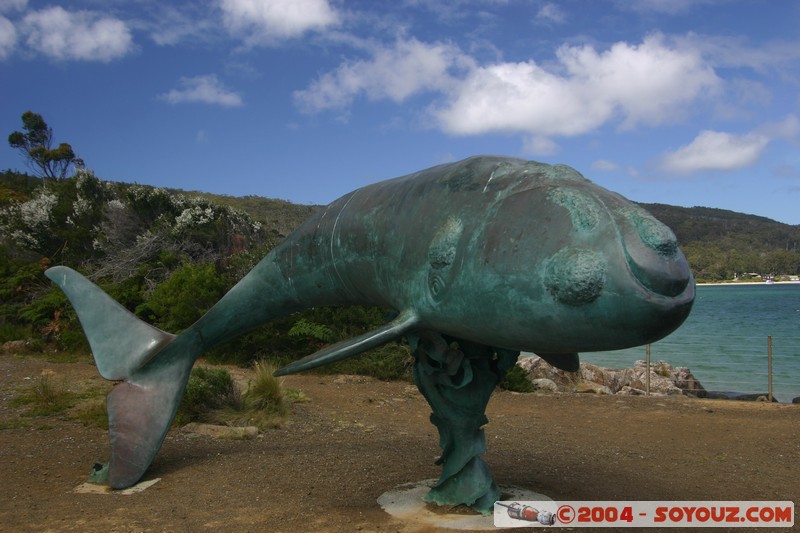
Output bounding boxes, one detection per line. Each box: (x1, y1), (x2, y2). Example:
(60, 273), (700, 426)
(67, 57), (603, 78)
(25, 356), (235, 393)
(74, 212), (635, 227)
(1, 353), (798, 532)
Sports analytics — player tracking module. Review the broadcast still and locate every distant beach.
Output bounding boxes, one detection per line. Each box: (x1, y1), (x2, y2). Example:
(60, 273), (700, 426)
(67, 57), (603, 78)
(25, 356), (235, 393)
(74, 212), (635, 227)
(696, 280), (800, 286)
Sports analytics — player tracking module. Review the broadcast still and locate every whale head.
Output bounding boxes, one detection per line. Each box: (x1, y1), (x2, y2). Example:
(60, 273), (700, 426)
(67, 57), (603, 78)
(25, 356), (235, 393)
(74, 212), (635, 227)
(433, 160), (695, 354)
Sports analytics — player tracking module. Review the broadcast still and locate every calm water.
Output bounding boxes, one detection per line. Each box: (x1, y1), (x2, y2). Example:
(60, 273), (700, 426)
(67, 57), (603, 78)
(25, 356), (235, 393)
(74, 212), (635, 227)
(580, 284), (800, 402)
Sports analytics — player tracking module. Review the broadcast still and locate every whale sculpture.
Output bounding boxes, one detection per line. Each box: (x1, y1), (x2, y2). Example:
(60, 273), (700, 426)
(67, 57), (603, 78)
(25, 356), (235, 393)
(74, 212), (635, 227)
(45, 156), (694, 513)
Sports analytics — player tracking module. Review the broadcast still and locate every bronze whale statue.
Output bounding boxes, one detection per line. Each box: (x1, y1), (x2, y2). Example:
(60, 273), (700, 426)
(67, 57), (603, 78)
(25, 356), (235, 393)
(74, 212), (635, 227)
(46, 155), (694, 495)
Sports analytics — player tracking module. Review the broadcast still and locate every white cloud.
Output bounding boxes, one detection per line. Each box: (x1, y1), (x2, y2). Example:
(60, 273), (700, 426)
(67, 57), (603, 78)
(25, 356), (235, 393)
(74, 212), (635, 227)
(523, 135), (558, 156)
(674, 33), (800, 72)
(297, 34), (721, 139)
(0, 15), (15, 59)
(617, 0), (716, 15)
(756, 114), (800, 140)
(0, 0), (27, 13)
(160, 75), (243, 107)
(660, 130), (769, 174)
(592, 159), (621, 172)
(661, 115), (799, 175)
(435, 33), (720, 136)
(219, 0), (338, 43)
(21, 6), (132, 62)
(401, 0), (510, 23)
(294, 38), (470, 113)
(147, 5), (215, 46)
(536, 3), (566, 24)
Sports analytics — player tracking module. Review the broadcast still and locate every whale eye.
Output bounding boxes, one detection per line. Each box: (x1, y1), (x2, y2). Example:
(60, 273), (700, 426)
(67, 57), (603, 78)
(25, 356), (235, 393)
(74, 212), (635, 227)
(544, 247), (607, 306)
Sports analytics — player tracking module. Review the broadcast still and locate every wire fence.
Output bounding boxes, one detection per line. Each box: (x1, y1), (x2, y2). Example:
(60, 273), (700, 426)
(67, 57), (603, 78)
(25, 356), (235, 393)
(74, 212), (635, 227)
(586, 334), (800, 403)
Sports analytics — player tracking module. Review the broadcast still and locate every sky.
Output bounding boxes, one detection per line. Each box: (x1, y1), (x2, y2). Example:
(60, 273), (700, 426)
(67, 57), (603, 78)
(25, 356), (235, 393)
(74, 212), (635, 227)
(1, 0), (799, 225)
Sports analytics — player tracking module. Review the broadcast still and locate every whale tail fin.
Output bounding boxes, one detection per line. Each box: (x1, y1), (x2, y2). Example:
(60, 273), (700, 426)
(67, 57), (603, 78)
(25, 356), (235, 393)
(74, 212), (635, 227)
(45, 266), (199, 488)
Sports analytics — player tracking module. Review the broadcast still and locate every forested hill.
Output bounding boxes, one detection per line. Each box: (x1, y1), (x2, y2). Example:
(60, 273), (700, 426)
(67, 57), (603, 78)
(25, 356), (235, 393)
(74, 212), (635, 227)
(639, 203), (800, 281)
(641, 203), (800, 252)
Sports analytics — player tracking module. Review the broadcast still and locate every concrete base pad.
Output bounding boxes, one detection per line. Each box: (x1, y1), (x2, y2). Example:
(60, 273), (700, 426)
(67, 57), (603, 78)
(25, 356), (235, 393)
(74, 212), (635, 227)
(377, 479), (553, 530)
(74, 478), (161, 495)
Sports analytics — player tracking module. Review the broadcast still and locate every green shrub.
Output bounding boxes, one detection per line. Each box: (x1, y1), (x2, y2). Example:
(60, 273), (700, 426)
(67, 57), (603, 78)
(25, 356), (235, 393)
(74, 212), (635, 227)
(0, 321), (32, 344)
(499, 364), (534, 393)
(177, 362), (298, 430)
(288, 318), (336, 343)
(318, 342), (413, 381)
(175, 366), (239, 425)
(144, 262), (226, 332)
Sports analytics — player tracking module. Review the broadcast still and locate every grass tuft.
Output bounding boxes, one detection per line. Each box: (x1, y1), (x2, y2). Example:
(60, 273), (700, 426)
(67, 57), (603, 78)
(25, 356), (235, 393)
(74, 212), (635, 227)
(72, 398), (109, 429)
(11, 372), (78, 416)
(176, 362), (306, 431)
(243, 360), (287, 415)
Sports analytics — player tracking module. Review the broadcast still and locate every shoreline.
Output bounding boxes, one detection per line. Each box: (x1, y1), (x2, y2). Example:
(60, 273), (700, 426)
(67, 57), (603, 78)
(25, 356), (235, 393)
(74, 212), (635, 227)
(696, 280), (800, 286)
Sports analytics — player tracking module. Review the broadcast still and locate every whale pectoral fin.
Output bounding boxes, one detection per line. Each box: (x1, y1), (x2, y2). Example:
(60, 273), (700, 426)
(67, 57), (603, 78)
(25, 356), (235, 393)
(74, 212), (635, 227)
(535, 352), (580, 372)
(274, 310), (419, 376)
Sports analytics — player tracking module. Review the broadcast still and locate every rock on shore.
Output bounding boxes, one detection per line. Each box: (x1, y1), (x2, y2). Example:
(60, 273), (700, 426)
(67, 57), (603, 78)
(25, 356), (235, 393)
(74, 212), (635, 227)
(517, 356), (705, 397)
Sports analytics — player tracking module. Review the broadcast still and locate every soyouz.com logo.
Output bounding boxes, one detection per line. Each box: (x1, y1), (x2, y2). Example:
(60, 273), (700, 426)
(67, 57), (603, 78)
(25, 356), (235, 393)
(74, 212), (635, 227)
(493, 501), (794, 528)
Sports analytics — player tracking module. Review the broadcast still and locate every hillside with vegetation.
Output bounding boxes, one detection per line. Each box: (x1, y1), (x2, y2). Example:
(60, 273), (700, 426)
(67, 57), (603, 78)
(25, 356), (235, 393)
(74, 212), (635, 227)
(641, 203), (800, 282)
(0, 169), (409, 377)
(2, 168), (798, 368)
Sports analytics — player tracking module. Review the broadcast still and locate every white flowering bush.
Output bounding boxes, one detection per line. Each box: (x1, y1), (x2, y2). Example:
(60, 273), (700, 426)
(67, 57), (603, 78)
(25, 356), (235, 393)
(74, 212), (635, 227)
(0, 169), (110, 261)
(174, 205), (215, 231)
(0, 169), (279, 352)
(1, 188), (57, 250)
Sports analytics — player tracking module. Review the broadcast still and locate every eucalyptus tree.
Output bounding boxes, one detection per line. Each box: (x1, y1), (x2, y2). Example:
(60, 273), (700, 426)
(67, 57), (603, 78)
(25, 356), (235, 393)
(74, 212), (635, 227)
(8, 111), (80, 185)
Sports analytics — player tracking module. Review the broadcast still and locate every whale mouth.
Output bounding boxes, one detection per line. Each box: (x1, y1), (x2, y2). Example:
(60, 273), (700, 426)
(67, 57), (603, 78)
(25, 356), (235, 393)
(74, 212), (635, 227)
(621, 209), (691, 298)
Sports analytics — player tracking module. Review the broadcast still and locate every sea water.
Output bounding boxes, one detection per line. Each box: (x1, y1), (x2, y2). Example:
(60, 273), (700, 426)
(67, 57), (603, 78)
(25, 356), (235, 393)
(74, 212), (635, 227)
(580, 284), (800, 402)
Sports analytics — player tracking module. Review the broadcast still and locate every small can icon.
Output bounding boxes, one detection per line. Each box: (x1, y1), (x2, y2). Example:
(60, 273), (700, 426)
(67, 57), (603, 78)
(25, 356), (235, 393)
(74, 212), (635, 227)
(497, 502), (556, 525)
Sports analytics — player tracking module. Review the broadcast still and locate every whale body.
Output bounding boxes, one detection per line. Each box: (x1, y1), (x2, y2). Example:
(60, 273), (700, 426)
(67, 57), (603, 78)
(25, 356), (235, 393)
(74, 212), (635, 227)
(46, 155), (695, 489)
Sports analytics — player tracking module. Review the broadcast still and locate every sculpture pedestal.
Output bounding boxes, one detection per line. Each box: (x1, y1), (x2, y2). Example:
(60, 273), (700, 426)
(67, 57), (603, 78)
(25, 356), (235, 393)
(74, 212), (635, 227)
(409, 332), (519, 515)
(377, 479), (553, 530)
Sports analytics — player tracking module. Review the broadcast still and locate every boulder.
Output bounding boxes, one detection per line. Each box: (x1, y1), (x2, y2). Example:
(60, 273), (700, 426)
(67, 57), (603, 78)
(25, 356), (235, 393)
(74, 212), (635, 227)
(531, 378), (559, 393)
(618, 361), (684, 395)
(517, 356), (580, 390)
(516, 355), (706, 397)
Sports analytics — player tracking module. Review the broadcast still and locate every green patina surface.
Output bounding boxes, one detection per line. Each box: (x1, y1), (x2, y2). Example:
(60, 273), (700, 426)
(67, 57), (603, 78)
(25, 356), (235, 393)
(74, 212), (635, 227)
(47, 156), (695, 514)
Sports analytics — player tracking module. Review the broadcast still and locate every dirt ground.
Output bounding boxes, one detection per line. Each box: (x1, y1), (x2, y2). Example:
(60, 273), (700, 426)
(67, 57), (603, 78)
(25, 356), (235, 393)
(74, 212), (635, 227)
(1, 353), (798, 532)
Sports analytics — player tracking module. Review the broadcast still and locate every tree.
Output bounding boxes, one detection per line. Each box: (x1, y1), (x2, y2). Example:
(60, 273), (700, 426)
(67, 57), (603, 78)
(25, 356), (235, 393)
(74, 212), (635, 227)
(8, 111), (79, 185)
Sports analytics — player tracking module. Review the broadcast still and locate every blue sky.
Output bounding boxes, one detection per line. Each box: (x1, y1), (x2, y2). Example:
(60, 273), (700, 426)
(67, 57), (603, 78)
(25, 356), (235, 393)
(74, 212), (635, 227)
(1, 0), (799, 225)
